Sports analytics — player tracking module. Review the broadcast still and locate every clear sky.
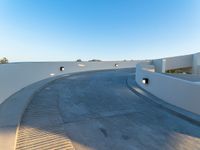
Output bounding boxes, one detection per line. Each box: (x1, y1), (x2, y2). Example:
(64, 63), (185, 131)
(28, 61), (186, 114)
(0, 0), (200, 62)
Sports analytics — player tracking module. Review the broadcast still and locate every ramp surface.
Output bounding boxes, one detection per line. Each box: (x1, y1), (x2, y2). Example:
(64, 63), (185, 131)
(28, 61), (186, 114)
(16, 69), (200, 150)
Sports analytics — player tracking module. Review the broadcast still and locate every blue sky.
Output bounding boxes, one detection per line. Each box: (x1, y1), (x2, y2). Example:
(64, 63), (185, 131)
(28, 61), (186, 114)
(0, 0), (200, 62)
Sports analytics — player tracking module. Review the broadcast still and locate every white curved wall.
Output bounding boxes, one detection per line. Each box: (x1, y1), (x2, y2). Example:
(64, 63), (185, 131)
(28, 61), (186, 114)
(165, 54), (193, 70)
(0, 61), (140, 104)
(193, 53), (200, 75)
(136, 64), (200, 115)
(152, 54), (193, 72)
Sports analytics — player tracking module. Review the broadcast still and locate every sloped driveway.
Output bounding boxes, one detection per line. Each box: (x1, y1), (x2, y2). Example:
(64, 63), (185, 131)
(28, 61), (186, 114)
(16, 69), (200, 150)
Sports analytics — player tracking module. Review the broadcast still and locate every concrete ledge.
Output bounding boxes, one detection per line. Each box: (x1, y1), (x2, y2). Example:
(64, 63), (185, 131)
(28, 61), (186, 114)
(127, 75), (200, 126)
(0, 74), (70, 150)
(136, 63), (200, 115)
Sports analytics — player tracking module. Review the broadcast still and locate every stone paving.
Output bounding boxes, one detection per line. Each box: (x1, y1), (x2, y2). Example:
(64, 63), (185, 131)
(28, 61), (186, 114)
(16, 69), (200, 150)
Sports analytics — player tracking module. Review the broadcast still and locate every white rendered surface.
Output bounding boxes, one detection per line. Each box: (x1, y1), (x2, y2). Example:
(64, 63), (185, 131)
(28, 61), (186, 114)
(0, 61), (140, 104)
(136, 64), (200, 115)
(153, 54), (193, 72)
(193, 53), (200, 75)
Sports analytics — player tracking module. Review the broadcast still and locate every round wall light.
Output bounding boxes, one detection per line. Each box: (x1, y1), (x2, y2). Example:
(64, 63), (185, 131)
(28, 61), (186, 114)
(114, 63), (119, 67)
(142, 78), (149, 85)
(60, 66), (65, 71)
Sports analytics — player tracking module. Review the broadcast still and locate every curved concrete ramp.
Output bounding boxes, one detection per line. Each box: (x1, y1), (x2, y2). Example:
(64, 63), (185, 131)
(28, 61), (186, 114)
(16, 69), (200, 150)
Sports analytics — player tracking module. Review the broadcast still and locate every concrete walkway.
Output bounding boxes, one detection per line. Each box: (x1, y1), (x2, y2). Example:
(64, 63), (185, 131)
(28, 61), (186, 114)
(16, 69), (200, 150)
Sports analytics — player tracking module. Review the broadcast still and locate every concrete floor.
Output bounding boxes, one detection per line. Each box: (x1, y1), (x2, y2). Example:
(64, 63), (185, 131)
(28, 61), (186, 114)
(16, 69), (200, 150)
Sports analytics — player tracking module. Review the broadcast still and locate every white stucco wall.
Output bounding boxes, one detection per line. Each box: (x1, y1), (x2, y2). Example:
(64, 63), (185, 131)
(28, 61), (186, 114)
(165, 54), (193, 70)
(136, 64), (200, 115)
(0, 61), (140, 104)
(153, 54), (193, 72)
(152, 59), (166, 73)
(193, 52), (200, 75)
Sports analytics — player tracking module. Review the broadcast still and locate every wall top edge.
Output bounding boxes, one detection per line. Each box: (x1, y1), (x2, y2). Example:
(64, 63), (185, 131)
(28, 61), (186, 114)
(1, 60), (143, 64)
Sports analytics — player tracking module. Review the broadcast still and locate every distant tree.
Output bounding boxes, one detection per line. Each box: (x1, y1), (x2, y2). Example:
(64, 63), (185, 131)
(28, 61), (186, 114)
(0, 57), (9, 64)
(76, 59), (82, 62)
(88, 59), (102, 62)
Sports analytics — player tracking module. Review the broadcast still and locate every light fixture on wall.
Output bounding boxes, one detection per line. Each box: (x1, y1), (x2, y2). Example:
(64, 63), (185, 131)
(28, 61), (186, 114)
(142, 78), (149, 85)
(60, 66), (65, 71)
(78, 64), (85, 67)
(50, 73), (55, 76)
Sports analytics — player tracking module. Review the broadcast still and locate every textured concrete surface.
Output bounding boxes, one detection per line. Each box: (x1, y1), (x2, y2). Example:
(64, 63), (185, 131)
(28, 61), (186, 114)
(16, 69), (200, 150)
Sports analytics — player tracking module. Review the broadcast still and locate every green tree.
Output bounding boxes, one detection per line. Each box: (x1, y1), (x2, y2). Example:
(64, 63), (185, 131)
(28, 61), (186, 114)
(76, 59), (82, 62)
(0, 57), (9, 64)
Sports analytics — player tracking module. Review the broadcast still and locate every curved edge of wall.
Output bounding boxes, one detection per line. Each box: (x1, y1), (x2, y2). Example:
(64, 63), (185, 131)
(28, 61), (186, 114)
(0, 74), (73, 150)
(136, 64), (200, 115)
(0, 61), (140, 105)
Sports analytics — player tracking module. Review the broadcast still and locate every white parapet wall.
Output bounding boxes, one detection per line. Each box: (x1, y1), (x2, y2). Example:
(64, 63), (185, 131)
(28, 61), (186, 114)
(136, 64), (200, 115)
(193, 53), (200, 75)
(152, 54), (193, 72)
(0, 61), (140, 104)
